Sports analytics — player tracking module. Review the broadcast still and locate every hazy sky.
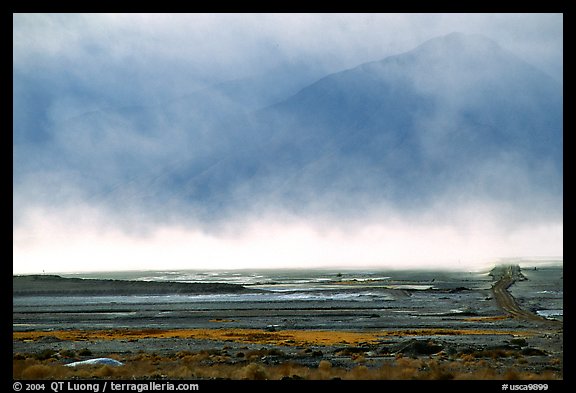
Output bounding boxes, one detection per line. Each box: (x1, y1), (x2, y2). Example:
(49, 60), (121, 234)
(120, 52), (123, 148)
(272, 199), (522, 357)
(13, 13), (563, 274)
(13, 14), (563, 107)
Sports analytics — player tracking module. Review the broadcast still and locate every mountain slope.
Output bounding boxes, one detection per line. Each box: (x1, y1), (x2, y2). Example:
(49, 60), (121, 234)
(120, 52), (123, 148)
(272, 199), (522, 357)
(14, 33), (563, 226)
(160, 32), (562, 219)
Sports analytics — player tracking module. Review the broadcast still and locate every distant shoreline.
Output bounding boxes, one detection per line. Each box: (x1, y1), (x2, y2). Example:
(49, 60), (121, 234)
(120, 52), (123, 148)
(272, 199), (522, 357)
(12, 275), (256, 296)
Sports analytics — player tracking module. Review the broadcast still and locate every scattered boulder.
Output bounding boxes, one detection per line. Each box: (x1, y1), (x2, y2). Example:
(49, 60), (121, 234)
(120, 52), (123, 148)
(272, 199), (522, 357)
(282, 374), (304, 380)
(393, 339), (444, 356)
(335, 347), (367, 356)
(449, 287), (470, 293)
(38, 336), (63, 343)
(487, 344), (518, 351)
(521, 347), (547, 356)
(509, 338), (528, 347)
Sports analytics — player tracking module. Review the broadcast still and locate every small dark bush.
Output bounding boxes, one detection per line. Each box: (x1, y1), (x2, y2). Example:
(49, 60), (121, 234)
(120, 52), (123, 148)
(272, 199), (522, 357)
(35, 349), (57, 360)
(77, 348), (92, 356)
(59, 349), (76, 358)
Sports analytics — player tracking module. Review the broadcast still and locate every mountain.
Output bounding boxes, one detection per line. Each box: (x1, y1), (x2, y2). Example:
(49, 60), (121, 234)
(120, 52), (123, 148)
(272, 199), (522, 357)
(13, 62), (324, 208)
(159, 32), (562, 219)
(14, 33), (563, 225)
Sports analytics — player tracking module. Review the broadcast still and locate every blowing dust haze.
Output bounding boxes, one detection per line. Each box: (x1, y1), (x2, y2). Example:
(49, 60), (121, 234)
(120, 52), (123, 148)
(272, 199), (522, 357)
(13, 13), (563, 274)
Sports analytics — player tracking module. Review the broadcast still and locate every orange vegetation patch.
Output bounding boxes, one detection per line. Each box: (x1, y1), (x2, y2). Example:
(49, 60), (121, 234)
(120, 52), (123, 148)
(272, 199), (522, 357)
(13, 327), (535, 346)
(13, 329), (384, 346)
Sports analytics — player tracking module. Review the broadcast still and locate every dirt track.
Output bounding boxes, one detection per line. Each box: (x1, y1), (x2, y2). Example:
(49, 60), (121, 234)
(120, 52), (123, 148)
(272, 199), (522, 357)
(13, 265), (564, 380)
(491, 266), (562, 326)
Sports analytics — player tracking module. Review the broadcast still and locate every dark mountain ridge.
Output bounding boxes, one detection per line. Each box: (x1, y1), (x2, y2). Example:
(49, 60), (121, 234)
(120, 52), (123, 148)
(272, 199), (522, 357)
(14, 33), (563, 225)
(160, 32), (562, 219)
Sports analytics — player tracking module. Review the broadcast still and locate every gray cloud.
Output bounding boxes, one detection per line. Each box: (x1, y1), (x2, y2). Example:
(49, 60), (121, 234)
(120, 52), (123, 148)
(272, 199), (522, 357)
(13, 14), (563, 273)
(13, 14), (562, 101)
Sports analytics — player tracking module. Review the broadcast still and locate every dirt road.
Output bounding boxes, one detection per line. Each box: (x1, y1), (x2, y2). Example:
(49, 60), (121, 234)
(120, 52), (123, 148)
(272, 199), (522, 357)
(491, 265), (561, 326)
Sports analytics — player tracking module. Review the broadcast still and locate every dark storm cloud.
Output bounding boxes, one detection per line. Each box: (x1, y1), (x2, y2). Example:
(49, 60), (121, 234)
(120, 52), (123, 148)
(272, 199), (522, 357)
(13, 14), (563, 273)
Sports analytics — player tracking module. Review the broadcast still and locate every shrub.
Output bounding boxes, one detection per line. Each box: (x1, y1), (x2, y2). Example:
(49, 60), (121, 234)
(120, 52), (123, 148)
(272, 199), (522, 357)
(59, 349), (76, 358)
(78, 348), (92, 356)
(21, 365), (54, 379)
(318, 360), (332, 371)
(35, 349), (57, 361)
(239, 363), (268, 380)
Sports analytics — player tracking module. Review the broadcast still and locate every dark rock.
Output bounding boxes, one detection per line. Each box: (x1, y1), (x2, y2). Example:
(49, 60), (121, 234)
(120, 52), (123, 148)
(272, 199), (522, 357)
(393, 339), (444, 356)
(281, 374), (305, 380)
(335, 347), (367, 356)
(38, 335), (63, 343)
(487, 344), (518, 351)
(509, 338), (528, 347)
(521, 347), (548, 356)
(449, 287), (470, 293)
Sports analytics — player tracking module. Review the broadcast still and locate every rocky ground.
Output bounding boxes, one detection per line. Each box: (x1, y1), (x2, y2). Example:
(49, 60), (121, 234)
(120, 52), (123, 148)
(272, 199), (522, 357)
(13, 324), (562, 380)
(12, 266), (563, 380)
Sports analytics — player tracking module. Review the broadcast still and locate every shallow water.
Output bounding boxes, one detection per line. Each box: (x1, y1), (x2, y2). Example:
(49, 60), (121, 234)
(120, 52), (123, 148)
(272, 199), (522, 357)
(507, 265), (563, 322)
(13, 264), (562, 331)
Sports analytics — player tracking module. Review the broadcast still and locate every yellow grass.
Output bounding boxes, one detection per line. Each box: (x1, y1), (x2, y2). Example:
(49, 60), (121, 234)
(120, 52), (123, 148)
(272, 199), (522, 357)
(12, 327), (559, 380)
(13, 355), (562, 380)
(13, 327), (535, 347)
